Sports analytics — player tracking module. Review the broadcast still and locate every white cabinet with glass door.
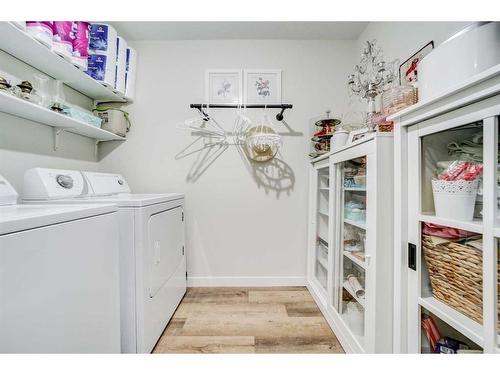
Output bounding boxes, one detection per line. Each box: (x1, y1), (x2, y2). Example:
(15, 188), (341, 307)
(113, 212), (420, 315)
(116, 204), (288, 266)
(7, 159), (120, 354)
(390, 73), (500, 353)
(328, 134), (394, 353)
(307, 157), (333, 306)
(308, 134), (394, 353)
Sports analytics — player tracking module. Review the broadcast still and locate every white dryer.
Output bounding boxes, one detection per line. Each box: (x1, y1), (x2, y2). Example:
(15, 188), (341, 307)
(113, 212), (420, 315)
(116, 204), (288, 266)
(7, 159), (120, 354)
(0, 173), (121, 353)
(23, 168), (187, 353)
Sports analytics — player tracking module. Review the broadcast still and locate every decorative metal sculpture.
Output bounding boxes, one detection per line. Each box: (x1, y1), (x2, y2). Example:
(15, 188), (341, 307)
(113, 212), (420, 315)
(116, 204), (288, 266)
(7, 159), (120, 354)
(347, 40), (397, 116)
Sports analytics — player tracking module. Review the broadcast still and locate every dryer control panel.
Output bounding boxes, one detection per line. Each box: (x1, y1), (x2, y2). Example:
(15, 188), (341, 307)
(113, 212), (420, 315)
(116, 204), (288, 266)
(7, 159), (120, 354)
(82, 171), (131, 196)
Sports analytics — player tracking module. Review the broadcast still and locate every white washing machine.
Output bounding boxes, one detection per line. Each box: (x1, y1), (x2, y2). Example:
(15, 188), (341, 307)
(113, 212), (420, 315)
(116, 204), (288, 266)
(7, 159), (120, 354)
(23, 168), (187, 353)
(0, 173), (121, 353)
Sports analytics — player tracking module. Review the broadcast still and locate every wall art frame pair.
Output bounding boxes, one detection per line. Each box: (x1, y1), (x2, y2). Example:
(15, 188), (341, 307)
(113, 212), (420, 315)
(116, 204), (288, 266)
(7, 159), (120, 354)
(205, 69), (282, 105)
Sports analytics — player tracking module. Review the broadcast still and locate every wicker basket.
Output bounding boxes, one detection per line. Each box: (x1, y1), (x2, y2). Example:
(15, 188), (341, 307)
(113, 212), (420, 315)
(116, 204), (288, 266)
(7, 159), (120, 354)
(421, 235), (500, 329)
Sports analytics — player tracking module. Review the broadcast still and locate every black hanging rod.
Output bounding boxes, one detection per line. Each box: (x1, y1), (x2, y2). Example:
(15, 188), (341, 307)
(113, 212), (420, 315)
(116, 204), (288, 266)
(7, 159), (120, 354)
(190, 103), (293, 121)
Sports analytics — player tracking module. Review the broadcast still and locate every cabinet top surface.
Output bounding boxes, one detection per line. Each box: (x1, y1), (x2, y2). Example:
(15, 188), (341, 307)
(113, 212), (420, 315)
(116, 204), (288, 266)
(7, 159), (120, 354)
(387, 63), (500, 126)
(310, 132), (393, 164)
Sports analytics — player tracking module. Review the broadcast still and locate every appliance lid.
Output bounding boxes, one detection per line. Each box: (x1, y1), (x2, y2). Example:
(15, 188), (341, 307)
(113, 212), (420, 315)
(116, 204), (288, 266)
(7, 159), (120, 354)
(0, 203), (117, 235)
(75, 193), (185, 207)
(82, 171), (131, 196)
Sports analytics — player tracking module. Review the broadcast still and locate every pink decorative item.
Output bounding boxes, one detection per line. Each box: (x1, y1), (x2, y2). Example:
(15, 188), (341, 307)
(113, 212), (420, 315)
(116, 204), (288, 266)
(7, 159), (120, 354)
(72, 21), (90, 70)
(52, 21), (75, 59)
(422, 222), (477, 240)
(437, 161), (483, 181)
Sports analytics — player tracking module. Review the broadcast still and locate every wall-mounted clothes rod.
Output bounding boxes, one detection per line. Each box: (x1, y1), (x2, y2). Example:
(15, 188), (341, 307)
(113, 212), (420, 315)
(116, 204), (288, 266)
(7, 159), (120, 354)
(190, 103), (293, 121)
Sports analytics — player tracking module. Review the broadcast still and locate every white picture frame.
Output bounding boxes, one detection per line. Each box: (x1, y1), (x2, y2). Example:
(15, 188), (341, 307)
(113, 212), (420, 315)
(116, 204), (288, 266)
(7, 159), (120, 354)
(205, 69), (242, 104)
(244, 69), (282, 105)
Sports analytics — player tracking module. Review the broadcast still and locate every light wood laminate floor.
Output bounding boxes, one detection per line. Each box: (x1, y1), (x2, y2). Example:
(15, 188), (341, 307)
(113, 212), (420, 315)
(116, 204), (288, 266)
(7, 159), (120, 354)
(153, 287), (344, 354)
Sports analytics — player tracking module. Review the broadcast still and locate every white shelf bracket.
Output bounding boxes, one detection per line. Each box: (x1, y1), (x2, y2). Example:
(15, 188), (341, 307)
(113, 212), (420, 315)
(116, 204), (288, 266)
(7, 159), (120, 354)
(53, 127), (65, 151)
(94, 140), (101, 158)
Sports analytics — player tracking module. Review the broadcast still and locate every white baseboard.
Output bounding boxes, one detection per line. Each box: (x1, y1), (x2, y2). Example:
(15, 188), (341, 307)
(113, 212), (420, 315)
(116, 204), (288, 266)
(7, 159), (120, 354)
(187, 276), (306, 287)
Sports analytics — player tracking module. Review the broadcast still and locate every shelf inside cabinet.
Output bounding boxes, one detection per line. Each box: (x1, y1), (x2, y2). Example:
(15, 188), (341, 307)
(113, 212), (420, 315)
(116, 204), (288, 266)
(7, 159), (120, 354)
(343, 251), (366, 269)
(344, 187), (366, 192)
(317, 256), (328, 270)
(419, 214), (483, 234)
(317, 236), (328, 246)
(0, 90), (125, 143)
(318, 210), (329, 217)
(343, 281), (365, 308)
(419, 296), (484, 347)
(0, 22), (126, 103)
(344, 219), (366, 230)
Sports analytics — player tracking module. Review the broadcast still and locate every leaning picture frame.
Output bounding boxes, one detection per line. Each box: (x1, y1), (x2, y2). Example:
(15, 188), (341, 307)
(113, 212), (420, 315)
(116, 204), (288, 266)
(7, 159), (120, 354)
(347, 128), (373, 144)
(399, 41), (434, 85)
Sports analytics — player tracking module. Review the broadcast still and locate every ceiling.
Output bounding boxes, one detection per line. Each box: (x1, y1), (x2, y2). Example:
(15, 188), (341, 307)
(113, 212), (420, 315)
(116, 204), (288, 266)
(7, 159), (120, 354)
(110, 22), (368, 41)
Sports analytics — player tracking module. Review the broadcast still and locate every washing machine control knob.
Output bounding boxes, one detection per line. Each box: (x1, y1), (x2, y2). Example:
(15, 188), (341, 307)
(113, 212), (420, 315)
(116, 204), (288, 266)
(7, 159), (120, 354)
(56, 174), (74, 189)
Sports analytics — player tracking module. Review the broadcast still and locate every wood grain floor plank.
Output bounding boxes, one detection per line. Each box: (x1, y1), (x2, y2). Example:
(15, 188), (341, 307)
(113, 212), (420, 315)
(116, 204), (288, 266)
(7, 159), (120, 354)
(182, 288), (249, 304)
(255, 336), (343, 353)
(285, 302), (323, 317)
(175, 302), (288, 319)
(248, 290), (314, 304)
(153, 336), (255, 354)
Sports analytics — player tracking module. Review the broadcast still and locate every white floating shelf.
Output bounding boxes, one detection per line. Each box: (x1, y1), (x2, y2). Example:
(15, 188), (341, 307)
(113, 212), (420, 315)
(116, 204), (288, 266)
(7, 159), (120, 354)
(419, 213), (483, 234)
(419, 296), (484, 348)
(344, 218), (367, 230)
(0, 22), (126, 103)
(319, 210), (329, 217)
(343, 281), (365, 308)
(0, 90), (125, 144)
(343, 251), (366, 269)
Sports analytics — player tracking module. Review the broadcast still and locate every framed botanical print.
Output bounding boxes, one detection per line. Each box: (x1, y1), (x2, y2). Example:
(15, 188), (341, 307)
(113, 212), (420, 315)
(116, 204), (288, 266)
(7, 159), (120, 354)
(205, 69), (242, 104)
(244, 69), (282, 104)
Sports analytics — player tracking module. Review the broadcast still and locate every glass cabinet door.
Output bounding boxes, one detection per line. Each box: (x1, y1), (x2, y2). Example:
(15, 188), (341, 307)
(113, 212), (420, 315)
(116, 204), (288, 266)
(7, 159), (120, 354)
(408, 120), (487, 353)
(338, 156), (367, 349)
(314, 165), (330, 291)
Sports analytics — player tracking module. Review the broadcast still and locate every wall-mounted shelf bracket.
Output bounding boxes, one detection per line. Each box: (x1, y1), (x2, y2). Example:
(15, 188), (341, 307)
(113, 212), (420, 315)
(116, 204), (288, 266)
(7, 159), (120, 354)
(53, 127), (66, 151)
(94, 140), (101, 157)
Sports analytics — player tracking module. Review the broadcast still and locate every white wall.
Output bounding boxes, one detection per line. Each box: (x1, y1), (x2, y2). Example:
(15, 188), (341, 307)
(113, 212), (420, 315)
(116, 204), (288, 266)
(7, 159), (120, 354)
(353, 22), (470, 113)
(0, 49), (99, 194)
(99, 39), (355, 286)
(357, 22), (470, 74)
